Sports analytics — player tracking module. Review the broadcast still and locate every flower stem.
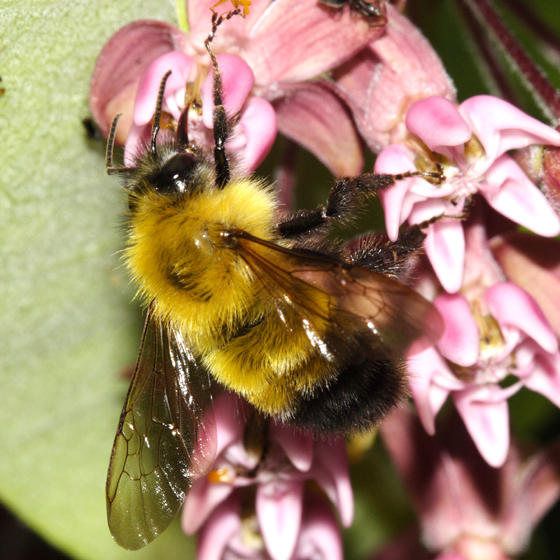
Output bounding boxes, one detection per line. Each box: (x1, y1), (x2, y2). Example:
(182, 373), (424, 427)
(455, 0), (516, 101)
(175, 0), (189, 32)
(460, 0), (560, 122)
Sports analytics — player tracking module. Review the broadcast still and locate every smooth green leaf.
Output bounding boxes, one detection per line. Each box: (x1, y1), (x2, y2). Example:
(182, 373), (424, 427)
(1, 1), (195, 558)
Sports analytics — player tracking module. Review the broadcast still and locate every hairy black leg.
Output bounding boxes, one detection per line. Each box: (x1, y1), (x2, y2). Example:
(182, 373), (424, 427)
(204, 10), (241, 188)
(343, 226), (426, 277)
(277, 171), (441, 239)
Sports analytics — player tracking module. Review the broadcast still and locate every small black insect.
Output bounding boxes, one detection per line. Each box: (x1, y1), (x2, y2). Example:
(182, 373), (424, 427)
(319, 0), (386, 23)
(82, 117), (102, 141)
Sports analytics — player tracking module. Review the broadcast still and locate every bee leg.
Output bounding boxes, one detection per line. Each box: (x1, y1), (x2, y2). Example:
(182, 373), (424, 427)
(277, 171), (425, 239)
(212, 103), (230, 188)
(204, 9), (242, 188)
(343, 226), (426, 277)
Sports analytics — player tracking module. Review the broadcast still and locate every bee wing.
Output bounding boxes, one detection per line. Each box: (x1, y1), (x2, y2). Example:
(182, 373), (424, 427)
(232, 230), (442, 355)
(106, 305), (216, 550)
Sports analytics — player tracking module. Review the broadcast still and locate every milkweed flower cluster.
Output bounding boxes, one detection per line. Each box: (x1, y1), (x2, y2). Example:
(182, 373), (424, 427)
(183, 395), (352, 560)
(378, 406), (560, 560)
(90, 0), (560, 558)
(91, 31), (277, 173)
(90, 0), (386, 176)
(375, 95), (560, 292)
(375, 94), (560, 468)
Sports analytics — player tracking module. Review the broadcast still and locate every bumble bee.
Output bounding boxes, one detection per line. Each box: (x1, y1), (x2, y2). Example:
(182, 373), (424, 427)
(319, 0), (386, 23)
(104, 8), (442, 550)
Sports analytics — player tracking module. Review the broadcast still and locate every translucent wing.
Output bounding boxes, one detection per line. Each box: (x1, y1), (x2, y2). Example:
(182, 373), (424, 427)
(106, 305), (216, 550)
(231, 229), (443, 355)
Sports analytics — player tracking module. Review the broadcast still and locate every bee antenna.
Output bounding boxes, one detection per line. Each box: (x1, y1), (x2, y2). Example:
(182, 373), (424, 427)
(204, 8), (242, 188)
(105, 114), (134, 175)
(151, 70), (172, 154)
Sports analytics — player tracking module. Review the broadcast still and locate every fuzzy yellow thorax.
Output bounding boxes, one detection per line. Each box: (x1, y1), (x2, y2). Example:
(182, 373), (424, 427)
(125, 178), (276, 344)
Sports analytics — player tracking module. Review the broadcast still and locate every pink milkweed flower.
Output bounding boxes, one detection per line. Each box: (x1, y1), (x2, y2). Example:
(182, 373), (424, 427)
(491, 231), (560, 339)
(378, 406), (560, 560)
(408, 222), (560, 467)
(332, 3), (456, 153)
(197, 492), (343, 560)
(90, 0), (384, 176)
(122, 50), (276, 173)
(182, 394), (353, 560)
(375, 95), (560, 293)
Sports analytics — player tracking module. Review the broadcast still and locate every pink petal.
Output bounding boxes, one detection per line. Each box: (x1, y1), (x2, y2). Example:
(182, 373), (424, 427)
(461, 220), (505, 290)
(295, 496), (343, 560)
(375, 144), (417, 175)
(485, 282), (558, 354)
(408, 347), (461, 434)
(334, 5), (455, 152)
(90, 20), (186, 137)
(375, 145), (417, 240)
(522, 351), (560, 407)
(408, 197), (454, 222)
(407, 351), (438, 435)
(269, 424), (314, 472)
(238, 96), (277, 171)
(380, 406), (464, 549)
(491, 233), (560, 338)
(482, 155), (560, 236)
(182, 477), (234, 535)
(274, 81), (363, 176)
(223, 440), (261, 471)
(313, 438), (354, 527)
(201, 54), (255, 127)
(133, 51), (193, 125)
(192, 399), (219, 478)
(454, 540), (512, 560)
(460, 95), (560, 163)
(209, 394), (246, 458)
(186, 0), (270, 49)
(501, 439), (560, 552)
(453, 387), (510, 467)
(196, 493), (241, 560)
(331, 50), (381, 142)
(424, 220), (465, 293)
(245, 0), (379, 83)
(124, 123), (152, 166)
(256, 479), (304, 560)
(434, 294), (479, 366)
(406, 96), (471, 157)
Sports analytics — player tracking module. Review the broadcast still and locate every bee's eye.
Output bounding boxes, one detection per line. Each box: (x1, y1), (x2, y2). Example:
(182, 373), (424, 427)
(152, 153), (198, 195)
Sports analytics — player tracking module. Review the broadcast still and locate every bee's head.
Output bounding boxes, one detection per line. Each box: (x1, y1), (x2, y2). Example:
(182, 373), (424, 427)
(105, 69), (215, 210)
(145, 152), (200, 195)
(124, 144), (214, 211)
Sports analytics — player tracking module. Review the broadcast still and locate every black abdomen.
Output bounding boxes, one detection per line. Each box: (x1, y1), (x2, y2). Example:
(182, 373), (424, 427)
(289, 338), (405, 433)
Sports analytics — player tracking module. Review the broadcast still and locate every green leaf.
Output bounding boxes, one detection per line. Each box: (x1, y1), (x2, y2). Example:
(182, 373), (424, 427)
(0, 1), (194, 558)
